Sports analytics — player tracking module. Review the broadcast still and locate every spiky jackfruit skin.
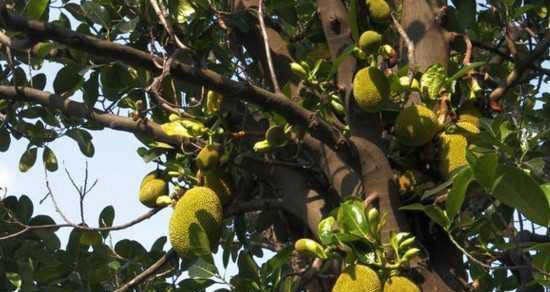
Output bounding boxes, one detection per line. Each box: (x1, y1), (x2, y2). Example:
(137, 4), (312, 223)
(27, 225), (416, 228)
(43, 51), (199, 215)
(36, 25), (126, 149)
(367, 0), (391, 23)
(383, 276), (420, 292)
(353, 67), (390, 112)
(169, 187), (223, 257)
(358, 31), (382, 55)
(204, 171), (232, 205)
(395, 105), (440, 146)
(196, 145), (220, 174)
(332, 265), (382, 292)
(139, 171), (168, 208)
(439, 134), (468, 178)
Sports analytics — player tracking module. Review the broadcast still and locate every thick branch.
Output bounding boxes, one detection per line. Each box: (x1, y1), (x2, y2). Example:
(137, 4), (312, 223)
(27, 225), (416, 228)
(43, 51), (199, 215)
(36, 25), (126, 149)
(0, 6), (354, 161)
(0, 86), (181, 145)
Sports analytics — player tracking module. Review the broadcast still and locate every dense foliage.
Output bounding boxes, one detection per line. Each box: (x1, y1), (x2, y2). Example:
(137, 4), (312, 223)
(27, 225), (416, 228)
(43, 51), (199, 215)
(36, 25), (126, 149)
(0, 0), (549, 291)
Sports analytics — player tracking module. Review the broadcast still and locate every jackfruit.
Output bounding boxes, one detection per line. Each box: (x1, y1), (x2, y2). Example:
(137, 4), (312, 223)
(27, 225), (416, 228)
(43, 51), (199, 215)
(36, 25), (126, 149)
(266, 125), (288, 147)
(458, 105), (481, 127)
(139, 171), (169, 208)
(367, 0), (391, 23)
(383, 276), (420, 292)
(203, 171), (233, 205)
(353, 67), (390, 112)
(333, 264), (382, 292)
(395, 105), (440, 146)
(206, 91), (223, 114)
(196, 145), (220, 174)
(168, 187), (223, 257)
(358, 31), (382, 55)
(439, 134), (468, 178)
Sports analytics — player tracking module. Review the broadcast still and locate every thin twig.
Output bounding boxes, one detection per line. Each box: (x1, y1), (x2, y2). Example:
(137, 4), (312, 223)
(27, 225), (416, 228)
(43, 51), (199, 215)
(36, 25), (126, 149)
(257, 0), (280, 93)
(391, 13), (416, 72)
(148, 0), (190, 51)
(114, 249), (177, 292)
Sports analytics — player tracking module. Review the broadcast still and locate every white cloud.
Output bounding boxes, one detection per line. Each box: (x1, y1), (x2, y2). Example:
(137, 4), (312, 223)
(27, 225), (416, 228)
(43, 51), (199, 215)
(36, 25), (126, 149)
(0, 163), (15, 194)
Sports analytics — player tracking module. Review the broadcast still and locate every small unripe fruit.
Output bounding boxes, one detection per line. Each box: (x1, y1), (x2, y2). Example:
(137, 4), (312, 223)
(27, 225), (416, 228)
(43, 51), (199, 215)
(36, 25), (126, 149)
(294, 238), (327, 259)
(358, 31), (382, 55)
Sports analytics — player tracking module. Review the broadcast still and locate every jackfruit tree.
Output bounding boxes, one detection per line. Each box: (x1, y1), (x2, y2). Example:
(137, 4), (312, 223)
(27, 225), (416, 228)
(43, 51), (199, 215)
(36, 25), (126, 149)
(0, 0), (549, 291)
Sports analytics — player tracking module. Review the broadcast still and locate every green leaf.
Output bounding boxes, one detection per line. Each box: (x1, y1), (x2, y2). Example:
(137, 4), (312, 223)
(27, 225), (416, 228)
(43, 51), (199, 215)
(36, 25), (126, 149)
(448, 61), (485, 81)
(32, 73), (47, 90)
(53, 65), (84, 95)
(99, 205), (114, 238)
(100, 63), (131, 100)
(66, 128), (95, 157)
(531, 243), (550, 286)
(328, 45), (355, 78)
(19, 147), (37, 172)
(174, 0), (195, 23)
(400, 203), (450, 229)
(446, 167), (473, 221)
(238, 251), (259, 280)
(83, 71), (99, 107)
(24, 0), (49, 20)
(42, 146), (58, 172)
(348, 0), (359, 41)
(188, 257), (218, 279)
(467, 151), (498, 189)
(82, 1), (111, 27)
(16, 195), (34, 224)
(451, 0), (476, 30)
(420, 64), (447, 99)
(490, 166), (550, 226)
(541, 184), (550, 206)
(337, 200), (369, 239)
(178, 278), (216, 291)
(318, 216), (337, 245)
(0, 127), (10, 152)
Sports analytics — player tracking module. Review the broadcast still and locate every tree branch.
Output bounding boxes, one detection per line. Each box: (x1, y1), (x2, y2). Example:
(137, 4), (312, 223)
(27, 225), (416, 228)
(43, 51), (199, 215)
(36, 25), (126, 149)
(257, 0), (280, 93)
(489, 33), (550, 101)
(0, 85), (182, 145)
(114, 249), (178, 292)
(0, 5), (354, 161)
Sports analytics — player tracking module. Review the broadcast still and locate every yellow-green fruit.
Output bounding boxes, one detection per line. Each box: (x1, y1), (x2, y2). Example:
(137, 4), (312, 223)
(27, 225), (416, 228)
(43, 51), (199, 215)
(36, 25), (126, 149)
(353, 67), (390, 112)
(206, 91), (223, 114)
(333, 265), (382, 292)
(367, 0), (391, 23)
(196, 145), (220, 174)
(139, 171), (169, 208)
(383, 276), (420, 292)
(294, 238), (327, 259)
(204, 172), (233, 205)
(168, 187), (223, 257)
(266, 125), (287, 147)
(358, 31), (382, 55)
(395, 105), (440, 146)
(439, 134), (468, 178)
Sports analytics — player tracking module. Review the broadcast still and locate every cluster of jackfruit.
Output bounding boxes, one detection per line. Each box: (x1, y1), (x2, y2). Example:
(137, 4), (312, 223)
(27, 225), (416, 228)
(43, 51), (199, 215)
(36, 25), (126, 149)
(168, 186), (223, 257)
(332, 264), (420, 292)
(394, 105), (440, 146)
(196, 145), (233, 205)
(366, 0), (391, 23)
(353, 67), (390, 112)
(138, 170), (171, 208)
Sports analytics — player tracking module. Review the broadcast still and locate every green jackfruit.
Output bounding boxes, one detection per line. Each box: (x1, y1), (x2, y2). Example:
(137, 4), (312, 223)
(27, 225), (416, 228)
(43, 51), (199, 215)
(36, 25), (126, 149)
(367, 0), (391, 23)
(333, 265), (382, 292)
(383, 276), (420, 292)
(439, 134), (468, 178)
(456, 121), (480, 137)
(395, 105), (440, 146)
(196, 145), (220, 174)
(204, 171), (233, 205)
(168, 187), (223, 257)
(139, 171), (169, 208)
(353, 67), (390, 112)
(358, 31), (382, 55)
